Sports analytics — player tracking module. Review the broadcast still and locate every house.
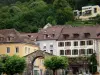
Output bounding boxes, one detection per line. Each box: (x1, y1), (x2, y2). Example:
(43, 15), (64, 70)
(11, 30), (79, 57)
(0, 29), (47, 75)
(74, 5), (100, 20)
(23, 25), (100, 74)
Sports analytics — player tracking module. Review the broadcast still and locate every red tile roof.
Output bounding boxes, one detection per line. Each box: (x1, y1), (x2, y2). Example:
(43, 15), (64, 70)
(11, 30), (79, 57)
(0, 29), (35, 45)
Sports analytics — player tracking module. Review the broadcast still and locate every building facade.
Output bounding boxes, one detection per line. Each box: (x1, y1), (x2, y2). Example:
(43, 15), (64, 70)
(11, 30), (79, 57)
(74, 5), (100, 20)
(0, 29), (47, 75)
(23, 25), (100, 74)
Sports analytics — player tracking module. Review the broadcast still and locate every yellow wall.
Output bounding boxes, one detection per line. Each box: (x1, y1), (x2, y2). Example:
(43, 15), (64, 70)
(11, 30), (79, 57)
(34, 58), (45, 74)
(0, 43), (39, 57)
(0, 43), (46, 74)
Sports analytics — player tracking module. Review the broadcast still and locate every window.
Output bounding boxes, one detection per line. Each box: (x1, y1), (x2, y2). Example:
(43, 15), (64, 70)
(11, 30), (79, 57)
(43, 46), (46, 49)
(87, 40), (93, 45)
(7, 36), (14, 41)
(28, 48), (30, 53)
(44, 34), (48, 39)
(37, 43), (40, 46)
(28, 35), (31, 37)
(65, 42), (71, 46)
(74, 12), (77, 16)
(16, 47), (19, 53)
(7, 47), (10, 53)
(65, 50), (71, 55)
(87, 49), (93, 54)
(50, 45), (53, 48)
(79, 49), (85, 55)
(60, 50), (64, 55)
(80, 41), (85, 45)
(0, 37), (4, 41)
(50, 50), (53, 54)
(52, 34), (55, 38)
(94, 8), (97, 13)
(25, 47), (27, 53)
(58, 42), (64, 47)
(72, 49), (78, 55)
(74, 41), (78, 46)
(63, 34), (69, 39)
(44, 50), (46, 52)
(84, 33), (90, 38)
(73, 34), (79, 38)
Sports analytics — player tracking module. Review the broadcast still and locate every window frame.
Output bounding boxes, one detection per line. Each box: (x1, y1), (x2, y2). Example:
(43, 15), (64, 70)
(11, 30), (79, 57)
(65, 49), (71, 55)
(58, 42), (64, 47)
(15, 47), (19, 53)
(7, 47), (10, 53)
(72, 49), (78, 55)
(65, 42), (71, 46)
(60, 50), (64, 55)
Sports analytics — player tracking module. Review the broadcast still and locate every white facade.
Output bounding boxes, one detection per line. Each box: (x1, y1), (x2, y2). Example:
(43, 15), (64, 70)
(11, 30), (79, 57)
(35, 39), (98, 57)
(57, 39), (97, 57)
(36, 40), (57, 55)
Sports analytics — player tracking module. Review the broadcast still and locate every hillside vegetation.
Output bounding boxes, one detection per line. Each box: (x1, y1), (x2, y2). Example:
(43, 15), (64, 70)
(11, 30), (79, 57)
(0, 0), (100, 32)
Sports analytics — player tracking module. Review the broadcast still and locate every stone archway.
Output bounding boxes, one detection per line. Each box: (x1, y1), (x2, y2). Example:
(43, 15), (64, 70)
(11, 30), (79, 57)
(23, 50), (52, 75)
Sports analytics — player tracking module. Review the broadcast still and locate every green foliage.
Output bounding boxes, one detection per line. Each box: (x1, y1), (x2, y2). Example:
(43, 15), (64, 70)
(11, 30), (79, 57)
(0, 55), (26, 75)
(92, 15), (100, 24)
(4, 55), (26, 75)
(0, 0), (74, 32)
(44, 56), (68, 70)
(88, 53), (97, 74)
(0, 59), (3, 75)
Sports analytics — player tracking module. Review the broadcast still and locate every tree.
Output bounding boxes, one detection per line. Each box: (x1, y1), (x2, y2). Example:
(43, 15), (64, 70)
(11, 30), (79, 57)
(53, 0), (74, 24)
(4, 55), (26, 75)
(92, 15), (100, 24)
(89, 53), (97, 74)
(44, 56), (68, 75)
(0, 59), (3, 75)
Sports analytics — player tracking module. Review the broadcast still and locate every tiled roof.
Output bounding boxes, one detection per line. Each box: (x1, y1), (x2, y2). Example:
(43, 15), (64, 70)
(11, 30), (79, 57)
(0, 29), (35, 45)
(37, 25), (65, 40)
(20, 25), (100, 41)
(37, 25), (100, 40)
(21, 33), (38, 41)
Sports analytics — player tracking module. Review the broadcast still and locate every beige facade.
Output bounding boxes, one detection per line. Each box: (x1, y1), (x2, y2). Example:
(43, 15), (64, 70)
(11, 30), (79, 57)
(74, 5), (100, 20)
(0, 43), (39, 57)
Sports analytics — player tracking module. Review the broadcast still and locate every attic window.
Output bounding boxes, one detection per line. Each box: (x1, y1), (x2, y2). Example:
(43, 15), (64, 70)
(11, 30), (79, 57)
(97, 33), (100, 37)
(28, 35), (31, 37)
(7, 36), (14, 41)
(73, 33), (79, 38)
(52, 34), (55, 38)
(84, 33), (90, 38)
(44, 34), (48, 39)
(63, 34), (69, 39)
(0, 37), (4, 41)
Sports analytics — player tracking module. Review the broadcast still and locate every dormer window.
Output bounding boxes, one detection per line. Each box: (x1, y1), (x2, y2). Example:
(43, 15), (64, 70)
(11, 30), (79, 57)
(63, 34), (69, 39)
(84, 33), (90, 38)
(28, 35), (31, 37)
(52, 34), (55, 38)
(44, 34), (48, 39)
(7, 36), (14, 41)
(97, 33), (100, 37)
(73, 33), (79, 38)
(0, 37), (4, 41)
